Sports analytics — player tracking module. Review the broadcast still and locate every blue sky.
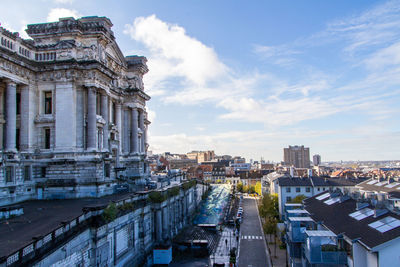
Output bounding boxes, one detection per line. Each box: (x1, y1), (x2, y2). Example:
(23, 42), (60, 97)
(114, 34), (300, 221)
(1, 0), (400, 162)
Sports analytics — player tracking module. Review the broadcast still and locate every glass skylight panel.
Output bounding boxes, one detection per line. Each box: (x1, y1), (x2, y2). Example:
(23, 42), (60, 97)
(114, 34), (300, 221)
(385, 182), (399, 188)
(369, 216), (400, 233)
(324, 196), (340, 205)
(316, 193), (330, 200)
(369, 220), (384, 229)
(367, 180), (379, 185)
(349, 208), (374, 220)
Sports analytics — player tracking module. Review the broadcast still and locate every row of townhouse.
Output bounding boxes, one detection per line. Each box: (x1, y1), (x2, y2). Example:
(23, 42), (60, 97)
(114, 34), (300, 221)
(283, 177), (400, 267)
(275, 176), (365, 217)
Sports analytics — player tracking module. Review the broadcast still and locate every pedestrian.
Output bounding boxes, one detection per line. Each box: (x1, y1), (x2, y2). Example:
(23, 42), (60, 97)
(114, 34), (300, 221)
(225, 239), (228, 247)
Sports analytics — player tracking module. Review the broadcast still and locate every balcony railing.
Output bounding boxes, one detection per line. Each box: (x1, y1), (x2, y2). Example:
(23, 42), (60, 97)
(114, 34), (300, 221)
(303, 244), (347, 264)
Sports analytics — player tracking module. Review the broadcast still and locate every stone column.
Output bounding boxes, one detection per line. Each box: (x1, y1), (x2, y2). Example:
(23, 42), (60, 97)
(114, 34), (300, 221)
(123, 108), (129, 154)
(115, 103), (122, 153)
(130, 108), (138, 154)
(144, 124), (148, 152)
(139, 110), (144, 153)
(5, 80), (17, 151)
(101, 93), (109, 151)
(20, 85), (29, 151)
(87, 87), (97, 151)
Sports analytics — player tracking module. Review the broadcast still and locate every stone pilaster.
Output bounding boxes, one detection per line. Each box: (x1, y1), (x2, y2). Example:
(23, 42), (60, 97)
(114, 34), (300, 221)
(101, 93), (109, 151)
(87, 87), (97, 151)
(115, 103), (122, 153)
(123, 108), (129, 154)
(144, 124), (148, 152)
(55, 83), (77, 150)
(5, 80), (17, 152)
(76, 87), (84, 149)
(130, 108), (138, 154)
(139, 110), (144, 153)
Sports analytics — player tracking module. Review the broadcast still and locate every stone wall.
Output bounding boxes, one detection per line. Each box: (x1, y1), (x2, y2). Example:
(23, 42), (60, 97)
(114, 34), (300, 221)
(9, 182), (208, 267)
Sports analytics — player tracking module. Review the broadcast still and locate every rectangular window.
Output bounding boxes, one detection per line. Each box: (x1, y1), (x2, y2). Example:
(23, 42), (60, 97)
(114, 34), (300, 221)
(104, 163), (110, 178)
(286, 187), (291, 193)
(41, 167), (46, 178)
(286, 196), (292, 202)
(44, 128), (51, 149)
(306, 187), (311, 193)
(112, 102), (116, 124)
(24, 166), (31, 181)
(16, 128), (20, 150)
(96, 94), (101, 115)
(16, 92), (21, 115)
(5, 166), (13, 183)
(296, 187), (300, 193)
(44, 92), (52, 114)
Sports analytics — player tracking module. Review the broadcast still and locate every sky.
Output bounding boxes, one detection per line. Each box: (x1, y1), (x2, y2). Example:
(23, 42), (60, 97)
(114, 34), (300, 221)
(1, 0), (400, 162)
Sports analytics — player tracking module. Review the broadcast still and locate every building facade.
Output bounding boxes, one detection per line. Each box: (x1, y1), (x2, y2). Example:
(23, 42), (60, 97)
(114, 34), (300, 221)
(283, 145), (310, 168)
(0, 17), (151, 205)
(313, 154), (321, 166)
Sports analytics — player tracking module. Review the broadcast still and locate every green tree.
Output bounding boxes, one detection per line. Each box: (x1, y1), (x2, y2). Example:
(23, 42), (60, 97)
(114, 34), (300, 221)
(255, 182), (262, 196)
(290, 194), (307, 203)
(249, 185), (256, 194)
(243, 185), (249, 193)
(236, 183), (243, 193)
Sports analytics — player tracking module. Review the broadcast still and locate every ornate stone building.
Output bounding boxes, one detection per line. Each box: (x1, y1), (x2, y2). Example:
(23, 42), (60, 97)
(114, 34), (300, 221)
(0, 16), (151, 205)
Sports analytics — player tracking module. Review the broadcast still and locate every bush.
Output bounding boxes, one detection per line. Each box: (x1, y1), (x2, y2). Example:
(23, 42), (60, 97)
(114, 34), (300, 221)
(102, 203), (118, 222)
(182, 180), (196, 190)
(118, 202), (134, 212)
(148, 191), (167, 203)
(167, 186), (180, 197)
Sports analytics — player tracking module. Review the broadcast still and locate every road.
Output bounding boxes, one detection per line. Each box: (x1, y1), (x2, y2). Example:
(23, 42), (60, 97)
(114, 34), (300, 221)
(238, 196), (271, 267)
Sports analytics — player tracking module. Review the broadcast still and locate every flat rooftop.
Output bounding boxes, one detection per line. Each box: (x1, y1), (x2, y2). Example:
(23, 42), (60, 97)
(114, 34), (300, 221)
(0, 193), (132, 258)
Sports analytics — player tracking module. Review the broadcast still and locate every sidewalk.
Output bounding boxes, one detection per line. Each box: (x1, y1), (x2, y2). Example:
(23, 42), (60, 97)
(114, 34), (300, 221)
(210, 226), (238, 267)
(265, 234), (287, 267)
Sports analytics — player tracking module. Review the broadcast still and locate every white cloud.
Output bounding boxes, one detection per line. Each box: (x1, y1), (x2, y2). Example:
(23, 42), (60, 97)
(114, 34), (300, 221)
(364, 42), (400, 69)
(53, 0), (75, 3)
(124, 15), (228, 88)
(253, 44), (300, 66)
(47, 8), (81, 22)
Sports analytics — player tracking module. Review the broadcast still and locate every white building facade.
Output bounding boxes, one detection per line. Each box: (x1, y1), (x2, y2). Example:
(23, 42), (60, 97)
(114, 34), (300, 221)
(0, 17), (151, 205)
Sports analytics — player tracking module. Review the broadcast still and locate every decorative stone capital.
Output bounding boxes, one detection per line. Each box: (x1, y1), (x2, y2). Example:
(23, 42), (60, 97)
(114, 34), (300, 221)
(3, 79), (17, 87)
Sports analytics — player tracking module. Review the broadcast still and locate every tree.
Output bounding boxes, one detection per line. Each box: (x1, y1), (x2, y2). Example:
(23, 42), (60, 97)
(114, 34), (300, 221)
(236, 183), (243, 193)
(249, 185), (256, 194)
(243, 185), (249, 193)
(255, 182), (262, 196)
(290, 194), (307, 204)
(259, 193), (279, 220)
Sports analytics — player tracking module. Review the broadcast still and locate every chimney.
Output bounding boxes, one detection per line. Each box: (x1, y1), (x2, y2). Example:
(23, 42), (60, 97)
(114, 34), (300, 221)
(290, 167), (294, 178)
(307, 169), (313, 178)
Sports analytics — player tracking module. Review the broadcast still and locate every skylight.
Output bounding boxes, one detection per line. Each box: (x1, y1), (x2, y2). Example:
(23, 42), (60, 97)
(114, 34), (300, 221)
(324, 196), (340, 205)
(316, 192), (330, 200)
(375, 181), (388, 186)
(349, 208), (374, 220)
(368, 216), (400, 233)
(385, 182), (400, 189)
(367, 180), (378, 185)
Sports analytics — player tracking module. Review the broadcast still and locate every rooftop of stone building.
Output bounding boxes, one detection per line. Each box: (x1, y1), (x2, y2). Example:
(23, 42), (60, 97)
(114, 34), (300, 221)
(0, 192), (132, 259)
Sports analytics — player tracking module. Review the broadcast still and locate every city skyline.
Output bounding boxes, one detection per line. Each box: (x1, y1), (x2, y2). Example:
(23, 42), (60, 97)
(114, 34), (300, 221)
(2, 0), (399, 161)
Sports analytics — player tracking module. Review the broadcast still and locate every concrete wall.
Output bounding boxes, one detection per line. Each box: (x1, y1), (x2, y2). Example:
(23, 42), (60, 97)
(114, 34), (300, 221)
(352, 242), (378, 267)
(378, 238), (400, 267)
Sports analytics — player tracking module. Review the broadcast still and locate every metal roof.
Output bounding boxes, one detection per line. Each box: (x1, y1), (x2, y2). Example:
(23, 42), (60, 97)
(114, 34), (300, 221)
(288, 216), (314, 222)
(287, 209), (309, 214)
(305, 230), (336, 237)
